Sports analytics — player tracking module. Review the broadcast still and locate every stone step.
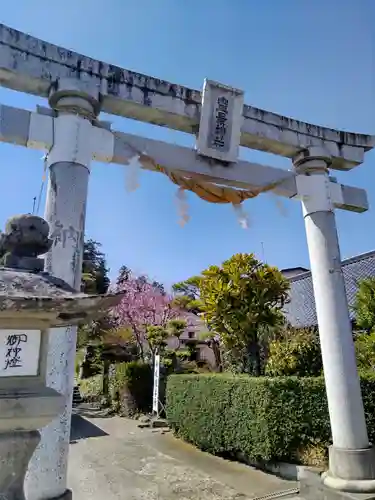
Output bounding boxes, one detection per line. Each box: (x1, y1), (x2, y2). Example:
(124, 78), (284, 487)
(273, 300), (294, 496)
(72, 385), (83, 407)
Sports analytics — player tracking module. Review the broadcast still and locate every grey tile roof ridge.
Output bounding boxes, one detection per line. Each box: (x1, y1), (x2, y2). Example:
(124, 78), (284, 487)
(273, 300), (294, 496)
(287, 249), (375, 283)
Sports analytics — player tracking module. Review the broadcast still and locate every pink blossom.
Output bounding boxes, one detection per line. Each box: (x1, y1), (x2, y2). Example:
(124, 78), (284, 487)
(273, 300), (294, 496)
(111, 277), (183, 357)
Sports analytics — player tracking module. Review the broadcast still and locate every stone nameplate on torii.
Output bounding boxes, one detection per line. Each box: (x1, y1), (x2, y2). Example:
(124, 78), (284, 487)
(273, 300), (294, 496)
(196, 79), (244, 163)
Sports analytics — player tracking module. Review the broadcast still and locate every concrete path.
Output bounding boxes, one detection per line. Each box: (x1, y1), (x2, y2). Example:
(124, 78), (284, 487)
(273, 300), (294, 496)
(68, 409), (300, 500)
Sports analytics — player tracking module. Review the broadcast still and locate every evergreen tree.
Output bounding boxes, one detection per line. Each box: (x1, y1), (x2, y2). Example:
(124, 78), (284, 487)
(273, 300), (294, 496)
(152, 280), (166, 296)
(82, 239), (110, 294)
(77, 240), (111, 350)
(116, 265), (131, 287)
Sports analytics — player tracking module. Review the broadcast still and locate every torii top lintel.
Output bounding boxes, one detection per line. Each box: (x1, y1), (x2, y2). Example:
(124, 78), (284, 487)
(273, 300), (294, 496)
(0, 24), (373, 171)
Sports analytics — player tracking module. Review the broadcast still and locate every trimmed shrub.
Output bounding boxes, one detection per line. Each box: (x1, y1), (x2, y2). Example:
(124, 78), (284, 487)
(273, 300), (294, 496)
(109, 361), (153, 417)
(166, 373), (375, 465)
(79, 374), (103, 402)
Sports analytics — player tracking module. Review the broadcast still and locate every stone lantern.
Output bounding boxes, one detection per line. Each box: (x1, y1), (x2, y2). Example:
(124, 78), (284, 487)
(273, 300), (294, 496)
(0, 214), (123, 500)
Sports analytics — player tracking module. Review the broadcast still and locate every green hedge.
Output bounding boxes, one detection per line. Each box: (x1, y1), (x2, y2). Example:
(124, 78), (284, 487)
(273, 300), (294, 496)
(166, 374), (375, 464)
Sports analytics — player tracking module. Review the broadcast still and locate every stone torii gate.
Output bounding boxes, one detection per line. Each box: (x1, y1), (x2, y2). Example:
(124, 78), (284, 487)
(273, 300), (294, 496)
(0, 24), (374, 499)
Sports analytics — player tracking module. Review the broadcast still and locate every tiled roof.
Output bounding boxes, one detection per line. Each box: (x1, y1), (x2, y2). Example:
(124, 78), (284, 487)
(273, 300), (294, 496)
(284, 251), (375, 328)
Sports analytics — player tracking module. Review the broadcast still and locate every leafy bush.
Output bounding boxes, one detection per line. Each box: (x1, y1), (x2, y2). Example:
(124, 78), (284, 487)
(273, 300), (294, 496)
(109, 361), (153, 417)
(355, 332), (375, 371)
(77, 344), (103, 379)
(199, 253), (290, 375)
(166, 373), (375, 465)
(75, 349), (85, 378)
(265, 328), (322, 377)
(175, 349), (191, 361)
(353, 277), (375, 331)
(79, 374), (103, 402)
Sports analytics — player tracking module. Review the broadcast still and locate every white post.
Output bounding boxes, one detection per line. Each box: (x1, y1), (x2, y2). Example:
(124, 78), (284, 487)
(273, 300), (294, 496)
(25, 80), (100, 500)
(294, 146), (375, 492)
(153, 353), (161, 417)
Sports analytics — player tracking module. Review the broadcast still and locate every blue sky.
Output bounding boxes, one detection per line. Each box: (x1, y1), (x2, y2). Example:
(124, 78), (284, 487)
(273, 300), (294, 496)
(0, 0), (374, 288)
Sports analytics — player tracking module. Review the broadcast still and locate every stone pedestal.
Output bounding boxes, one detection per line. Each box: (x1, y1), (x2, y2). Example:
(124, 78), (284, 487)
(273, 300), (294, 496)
(300, 466), (375, 500)
(322, 446), (375, 493)
(0, 431), (40, 500)
(0, 386), (64, 500)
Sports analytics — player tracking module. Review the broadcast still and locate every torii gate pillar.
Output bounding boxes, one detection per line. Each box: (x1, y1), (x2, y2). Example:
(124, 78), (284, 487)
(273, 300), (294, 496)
(294, 146), (375, 492)
(25, 80), (100, 500)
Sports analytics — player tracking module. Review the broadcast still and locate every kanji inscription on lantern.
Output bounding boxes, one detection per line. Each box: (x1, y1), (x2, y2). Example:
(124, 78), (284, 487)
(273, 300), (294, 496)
(196, 79), (244, 163)
(0, 330), (41, 377)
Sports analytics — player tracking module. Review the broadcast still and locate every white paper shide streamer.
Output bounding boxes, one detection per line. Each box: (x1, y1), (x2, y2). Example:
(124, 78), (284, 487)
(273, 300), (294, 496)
(268, 191), (288, 217)
(175, 187), (190, 227)
(232, 203), (249, 229)
(125, 155), (141, 193)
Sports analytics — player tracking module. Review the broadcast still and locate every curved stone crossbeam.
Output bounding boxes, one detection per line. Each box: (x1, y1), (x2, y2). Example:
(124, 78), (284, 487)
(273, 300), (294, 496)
(0, 24), (373, 171)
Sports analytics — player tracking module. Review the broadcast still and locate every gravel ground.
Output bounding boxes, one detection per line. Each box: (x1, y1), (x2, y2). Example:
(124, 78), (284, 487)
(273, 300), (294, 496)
(68, 411), (300, 500)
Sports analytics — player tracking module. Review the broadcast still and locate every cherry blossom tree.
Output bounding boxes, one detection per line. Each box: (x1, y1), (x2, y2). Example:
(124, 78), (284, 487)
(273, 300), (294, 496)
(112, 276), (183, 360)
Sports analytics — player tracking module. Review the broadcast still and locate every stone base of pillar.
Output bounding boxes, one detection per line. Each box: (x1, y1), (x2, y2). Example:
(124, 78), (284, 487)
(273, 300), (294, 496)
(322, 445), (375, 493)
(47, 488), (73, 500)
(0, 430), (40, 500)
